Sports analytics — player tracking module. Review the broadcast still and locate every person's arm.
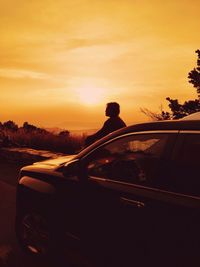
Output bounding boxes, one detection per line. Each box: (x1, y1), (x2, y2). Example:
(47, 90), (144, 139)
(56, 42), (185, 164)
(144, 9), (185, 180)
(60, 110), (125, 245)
(85, 120), (110, 146)
(91, 120), (111, 139)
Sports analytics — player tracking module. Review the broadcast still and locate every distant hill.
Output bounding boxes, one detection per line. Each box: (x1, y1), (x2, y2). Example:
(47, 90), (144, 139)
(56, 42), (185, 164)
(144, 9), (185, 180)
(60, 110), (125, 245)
(45, 127), (96, 135)
(70, 129), (96, 135)
(45, 127), (65, 134)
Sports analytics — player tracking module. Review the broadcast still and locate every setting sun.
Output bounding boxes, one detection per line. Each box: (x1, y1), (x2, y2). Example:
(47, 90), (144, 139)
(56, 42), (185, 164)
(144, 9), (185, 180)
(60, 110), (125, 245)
(76, 87), (106, 106)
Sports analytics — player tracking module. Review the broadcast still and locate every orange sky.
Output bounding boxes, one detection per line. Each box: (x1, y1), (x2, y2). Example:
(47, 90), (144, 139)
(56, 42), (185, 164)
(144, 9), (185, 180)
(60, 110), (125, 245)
(1, 0), (200, 130)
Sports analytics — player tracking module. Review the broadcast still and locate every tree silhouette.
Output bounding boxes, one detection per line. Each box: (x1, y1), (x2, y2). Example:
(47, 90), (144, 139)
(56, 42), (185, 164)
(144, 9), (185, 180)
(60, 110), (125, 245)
(23, 121), (37, 132)
(23, 121), (47, 134)
(142, 49), (200, 120)
(3, 120), (18, 131)
(165, 97), (200, 119)
(188, 50), (200, 97)
(59, 130), (70, 137)
(140, 106), (171, 120)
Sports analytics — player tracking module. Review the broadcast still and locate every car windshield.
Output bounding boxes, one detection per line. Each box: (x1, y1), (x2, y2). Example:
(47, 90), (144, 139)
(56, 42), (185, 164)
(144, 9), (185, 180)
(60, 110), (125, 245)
(76, 128), (127, 159)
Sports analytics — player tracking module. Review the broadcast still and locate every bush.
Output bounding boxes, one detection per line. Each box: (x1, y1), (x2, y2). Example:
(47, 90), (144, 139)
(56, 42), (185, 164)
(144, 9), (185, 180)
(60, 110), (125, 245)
(3, 128), (86, 154)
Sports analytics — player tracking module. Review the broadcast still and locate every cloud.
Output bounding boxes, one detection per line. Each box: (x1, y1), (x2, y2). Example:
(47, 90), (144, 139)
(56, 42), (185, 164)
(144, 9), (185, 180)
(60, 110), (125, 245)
(64, 37), (122, 50)
(0, 68), (51, 80)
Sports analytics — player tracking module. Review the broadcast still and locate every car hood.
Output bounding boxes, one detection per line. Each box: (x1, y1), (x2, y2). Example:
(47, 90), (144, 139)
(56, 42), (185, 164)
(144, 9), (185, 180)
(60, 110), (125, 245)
(33, 154), (76, 167)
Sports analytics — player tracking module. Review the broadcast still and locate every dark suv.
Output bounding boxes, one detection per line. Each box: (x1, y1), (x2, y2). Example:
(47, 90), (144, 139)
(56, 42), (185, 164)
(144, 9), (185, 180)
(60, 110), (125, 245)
(15, 119), (200, 266)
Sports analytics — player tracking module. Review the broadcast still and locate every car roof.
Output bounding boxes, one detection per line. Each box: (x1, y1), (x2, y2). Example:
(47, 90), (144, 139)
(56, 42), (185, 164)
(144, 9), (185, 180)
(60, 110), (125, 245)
(180, 111), (200, 120)
(77, 119), (200, 158)
(122, 119), (200, 132)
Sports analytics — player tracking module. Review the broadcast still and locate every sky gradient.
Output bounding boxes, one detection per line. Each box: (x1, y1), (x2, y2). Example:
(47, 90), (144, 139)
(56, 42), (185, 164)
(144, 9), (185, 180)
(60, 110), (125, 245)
(1, 0), (200, 130)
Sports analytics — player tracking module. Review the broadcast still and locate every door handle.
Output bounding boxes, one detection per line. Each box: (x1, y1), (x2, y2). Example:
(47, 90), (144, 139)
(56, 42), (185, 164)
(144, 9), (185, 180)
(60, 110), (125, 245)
(120, 197), (145, 208)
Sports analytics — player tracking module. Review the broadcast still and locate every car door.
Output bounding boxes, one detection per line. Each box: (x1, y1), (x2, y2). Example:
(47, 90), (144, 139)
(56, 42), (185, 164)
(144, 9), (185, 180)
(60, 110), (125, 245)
(155, 131), (200, 265)
(81, 131), (176, 266)
(133, 130), (200, 266)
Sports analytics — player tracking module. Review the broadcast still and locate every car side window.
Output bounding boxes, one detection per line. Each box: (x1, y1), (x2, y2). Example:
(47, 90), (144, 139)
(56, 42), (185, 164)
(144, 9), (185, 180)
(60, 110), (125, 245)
(181, 134), (200, 165)
(87, 133), (169, 185)
(170, 133), (200, 197)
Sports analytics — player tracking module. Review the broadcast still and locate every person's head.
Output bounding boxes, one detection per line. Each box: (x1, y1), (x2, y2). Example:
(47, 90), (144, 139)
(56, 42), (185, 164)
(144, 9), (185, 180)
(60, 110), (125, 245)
(105, 102), (120, 117)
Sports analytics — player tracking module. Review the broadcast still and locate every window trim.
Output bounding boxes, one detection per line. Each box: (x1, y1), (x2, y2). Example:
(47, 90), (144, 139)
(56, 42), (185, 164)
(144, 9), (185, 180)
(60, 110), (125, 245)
(179, 130), (200, 134)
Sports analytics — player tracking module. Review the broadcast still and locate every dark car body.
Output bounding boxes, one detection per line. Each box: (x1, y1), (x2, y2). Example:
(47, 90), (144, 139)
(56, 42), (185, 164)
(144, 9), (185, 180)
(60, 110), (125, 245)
(16, 119), (200, 266)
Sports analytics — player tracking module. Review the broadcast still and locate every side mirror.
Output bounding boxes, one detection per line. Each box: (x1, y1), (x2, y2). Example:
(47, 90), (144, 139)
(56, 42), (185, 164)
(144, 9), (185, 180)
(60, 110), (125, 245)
(62, 159), (80, 178)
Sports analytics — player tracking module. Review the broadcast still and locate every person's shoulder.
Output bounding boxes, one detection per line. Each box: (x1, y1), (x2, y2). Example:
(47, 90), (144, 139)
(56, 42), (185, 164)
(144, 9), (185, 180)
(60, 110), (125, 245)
(117, 117), (126, 126)
(104, 117), (112, 124)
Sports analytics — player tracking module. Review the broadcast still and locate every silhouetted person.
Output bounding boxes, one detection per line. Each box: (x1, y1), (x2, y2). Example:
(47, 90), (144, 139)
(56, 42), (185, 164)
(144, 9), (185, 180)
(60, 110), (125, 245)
(85, 102), (126, 146)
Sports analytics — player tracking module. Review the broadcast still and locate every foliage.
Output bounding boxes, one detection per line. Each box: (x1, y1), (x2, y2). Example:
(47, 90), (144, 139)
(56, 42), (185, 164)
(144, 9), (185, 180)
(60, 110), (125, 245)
(0, 121), (85, 154)
(140, 107), (171, 121)
(8, 129), (84, 154)
(23, 122), (48, 134)
(188, 50), (200, 97)
(3, 120), (18, 131)
(165, 97), (200, 119)
(59, 130), (70, 137)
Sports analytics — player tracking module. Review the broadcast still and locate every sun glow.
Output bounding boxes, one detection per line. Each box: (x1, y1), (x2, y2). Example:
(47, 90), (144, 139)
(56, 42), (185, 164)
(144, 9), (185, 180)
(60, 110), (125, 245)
(76, 87), (106, 106)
